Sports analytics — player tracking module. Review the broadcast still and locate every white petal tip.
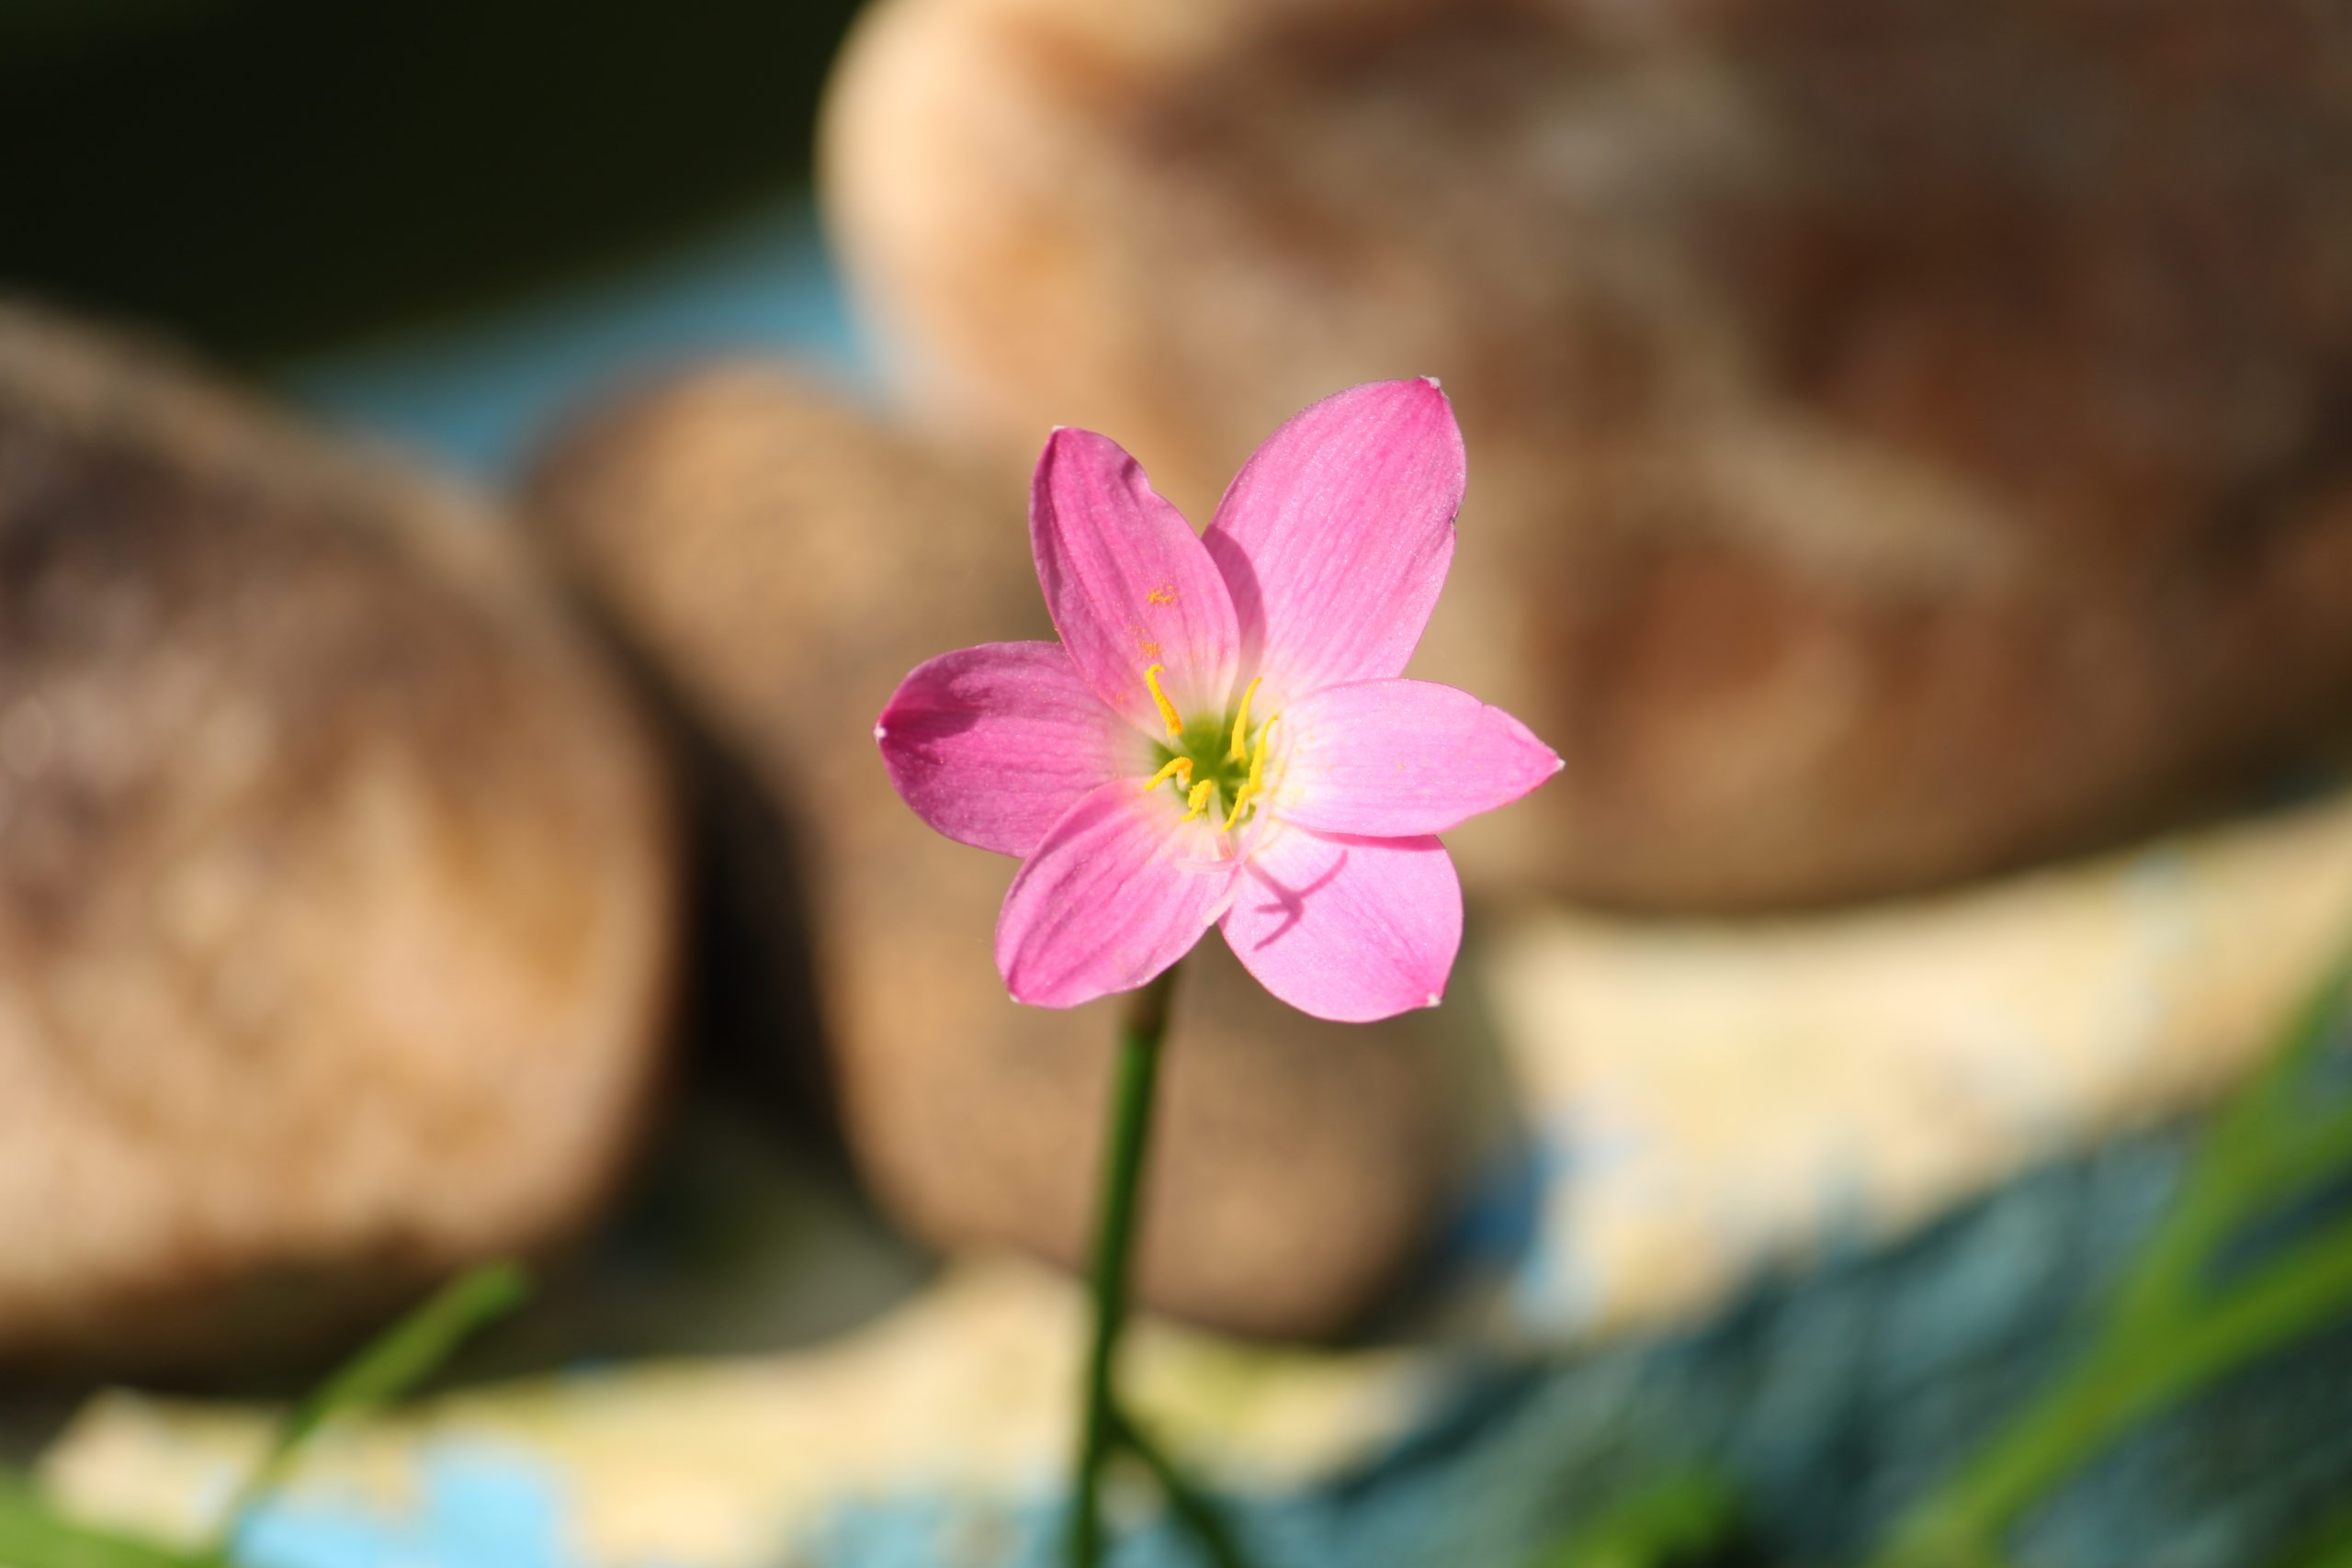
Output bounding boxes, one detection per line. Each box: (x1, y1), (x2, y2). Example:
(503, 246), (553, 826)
(1419, 375), (1442, 389)
(1551, 754), (1566, 774)
(1425, 992), (1443, 1009)
(873, 723), (888, 742)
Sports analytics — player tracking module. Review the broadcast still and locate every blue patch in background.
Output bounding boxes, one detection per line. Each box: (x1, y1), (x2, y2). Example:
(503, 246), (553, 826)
(278, 201), (865, 479)
(239, 1445), (582, 1568)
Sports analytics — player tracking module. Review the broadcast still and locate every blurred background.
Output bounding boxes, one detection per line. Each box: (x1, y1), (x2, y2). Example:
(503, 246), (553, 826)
(4, 2), (2352, 1565)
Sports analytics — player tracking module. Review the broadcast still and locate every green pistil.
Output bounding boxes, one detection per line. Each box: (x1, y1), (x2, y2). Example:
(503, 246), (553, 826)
(1155, 713), (1252, 815)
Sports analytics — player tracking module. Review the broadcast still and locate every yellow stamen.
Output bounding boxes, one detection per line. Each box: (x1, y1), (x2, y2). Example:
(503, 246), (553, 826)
(1143, 664), (1183, 738)
(1180, 778), (1216, 823)
(1141, 756), (1193, 795)
(1227, 675), (1263, 762)
(1225, 713), (1280, 828)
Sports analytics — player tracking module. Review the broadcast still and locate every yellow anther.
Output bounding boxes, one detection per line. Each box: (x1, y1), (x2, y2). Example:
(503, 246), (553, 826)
(1143, 663), (1184, 738)
(1227, 675), (1263, 762)
(1225, 713), (1280, 829)
(1141, 756), (1193, 795)
(1180, 778), (1216, 823)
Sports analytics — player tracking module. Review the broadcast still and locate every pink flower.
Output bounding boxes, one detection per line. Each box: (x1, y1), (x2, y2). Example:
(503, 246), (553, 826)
(876, 380), (1560, 1022)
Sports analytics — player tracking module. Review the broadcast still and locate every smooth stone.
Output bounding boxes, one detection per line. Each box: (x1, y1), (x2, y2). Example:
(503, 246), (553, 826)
(0, 303), (681, 1376)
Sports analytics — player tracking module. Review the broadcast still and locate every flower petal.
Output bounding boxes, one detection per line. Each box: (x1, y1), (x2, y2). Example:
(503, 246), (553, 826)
(877, 641), (1141, 857)
(997, 777), (1239, 1009)
(1203, 379), (1464, 705)
(1032, 427), (1240, 735)
(1219, 829), (1461, 1023)
(1272, 679), (1561, 838)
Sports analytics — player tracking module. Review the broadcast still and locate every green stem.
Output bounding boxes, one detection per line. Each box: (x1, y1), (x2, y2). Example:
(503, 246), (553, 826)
(1068, 964), (1182, 1568)
(1112, 1412), (1252, 1568)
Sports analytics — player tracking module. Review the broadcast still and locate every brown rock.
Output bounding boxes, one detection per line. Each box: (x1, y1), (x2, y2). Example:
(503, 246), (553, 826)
(526, 364), (1454, 1338)
(821, 0), (2352, 908)
(0, 305), (680, 1375)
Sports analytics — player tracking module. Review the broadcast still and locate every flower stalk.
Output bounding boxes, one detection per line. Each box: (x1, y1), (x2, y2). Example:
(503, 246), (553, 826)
(1066, 964), (1254, 1568)
(1069, 964), (1179, 1564)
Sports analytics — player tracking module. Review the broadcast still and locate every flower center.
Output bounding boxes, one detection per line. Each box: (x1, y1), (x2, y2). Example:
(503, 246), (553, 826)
(1139, 669), (1278, 832)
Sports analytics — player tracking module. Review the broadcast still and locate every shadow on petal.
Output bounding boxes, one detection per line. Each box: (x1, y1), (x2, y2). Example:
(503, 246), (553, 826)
(1233, 840), (1350, 949)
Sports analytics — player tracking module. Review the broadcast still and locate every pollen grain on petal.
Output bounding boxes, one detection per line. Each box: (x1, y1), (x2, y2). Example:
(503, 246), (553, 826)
(1146, 581), (1178, 605)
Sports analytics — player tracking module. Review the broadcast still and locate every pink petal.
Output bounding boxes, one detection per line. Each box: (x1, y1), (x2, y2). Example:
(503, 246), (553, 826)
(877, 641), (1141, 857)
(997, 778), (1239, 1009)
(1272, 679), (1561, 838)
(1202, 379), (1464, 705)
(1032, 427), (1240, 735)
(1219, 829), (1461, 1023)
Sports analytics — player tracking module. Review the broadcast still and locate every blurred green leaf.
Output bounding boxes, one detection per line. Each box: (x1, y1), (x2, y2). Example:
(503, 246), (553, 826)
(1528, 1470), (1743, 1568)
(2268, 1498), (2352, 1568)
(1875, 945), (2352, 1568)
(0, 1465), (202, 1568)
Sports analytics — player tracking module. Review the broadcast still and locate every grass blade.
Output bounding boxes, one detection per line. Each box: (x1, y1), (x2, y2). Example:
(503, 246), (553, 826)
(210, 1262), (530, 1556)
